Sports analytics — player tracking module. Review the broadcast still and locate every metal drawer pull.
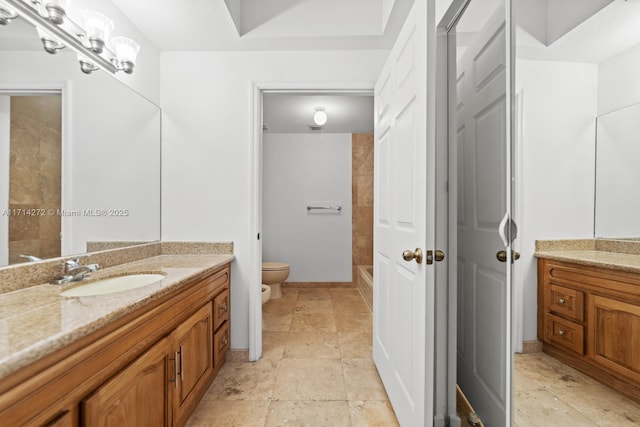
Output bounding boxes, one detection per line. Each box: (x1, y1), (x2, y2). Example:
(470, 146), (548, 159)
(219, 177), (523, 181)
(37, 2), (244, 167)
(219, 303), (228, 313)
(558, 329), (566, 336)
(558, 298), (566, 304)
(220, 337), (229, 348)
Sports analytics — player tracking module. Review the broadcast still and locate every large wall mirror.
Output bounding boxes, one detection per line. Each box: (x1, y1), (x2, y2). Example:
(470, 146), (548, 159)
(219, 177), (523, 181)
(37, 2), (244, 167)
(0, 13), (160, 266)
(595, 102), (640, 239)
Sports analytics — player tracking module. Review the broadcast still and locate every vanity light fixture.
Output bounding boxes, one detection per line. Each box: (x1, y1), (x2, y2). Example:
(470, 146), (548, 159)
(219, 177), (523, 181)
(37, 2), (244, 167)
(2, 0), (140, 75)
(0, 1), (18, 25)
(313, 107), (328, 126)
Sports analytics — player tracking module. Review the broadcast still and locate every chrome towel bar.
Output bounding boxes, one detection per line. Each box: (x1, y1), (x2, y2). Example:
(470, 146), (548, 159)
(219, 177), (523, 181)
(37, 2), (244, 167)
(307, 205), (342, 212)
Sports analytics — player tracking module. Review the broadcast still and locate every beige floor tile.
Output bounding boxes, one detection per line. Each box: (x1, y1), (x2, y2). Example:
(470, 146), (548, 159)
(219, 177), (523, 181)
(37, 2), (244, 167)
(262, 331), (288, 361)
(290, 312), (337, 332)
(263, 297), (298, 314)
(342, 358), (388, 401)
(203, 359), (279, 401)
(284, 331), (341, 359)
(265, 401), (351, 427)
(185, 400), (269, 427)
(296, 288), (333, 301)
(335, 312), (373, 332)
(349, 400), (399, 427)
(295, 299), (334, 314)
(516, 352), (598, 389)
(514, 389), (598, 427)
(338, 329), (373, 359)
(263, 311), (293, 332)
(333, 297), (371, 315)
(272, 358), (347, 400)
(551, 383), (640, 427)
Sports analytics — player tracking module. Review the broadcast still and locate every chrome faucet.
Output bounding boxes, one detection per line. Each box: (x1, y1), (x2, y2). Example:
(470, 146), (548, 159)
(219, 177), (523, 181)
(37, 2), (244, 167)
(50, 258), (100, 285)
(20, 254), (42, 262)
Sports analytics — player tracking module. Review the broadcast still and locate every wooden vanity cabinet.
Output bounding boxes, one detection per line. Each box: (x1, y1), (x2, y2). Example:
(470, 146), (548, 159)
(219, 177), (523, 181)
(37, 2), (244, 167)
(82, 337), (172, 426)
(0, 263), (231, 427)
(538, 259), (640, 403)
(173, 303), (214, 426)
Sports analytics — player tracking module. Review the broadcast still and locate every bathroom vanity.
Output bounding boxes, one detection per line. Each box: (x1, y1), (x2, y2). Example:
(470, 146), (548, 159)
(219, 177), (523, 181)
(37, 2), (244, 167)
(537, 241), (640, 403)
(0, 246), (233, 426)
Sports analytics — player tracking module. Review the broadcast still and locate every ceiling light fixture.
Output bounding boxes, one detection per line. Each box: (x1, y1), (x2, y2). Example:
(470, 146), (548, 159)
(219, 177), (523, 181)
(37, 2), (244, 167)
(0, 0), (140, 75)
(313, 107), (328, 126)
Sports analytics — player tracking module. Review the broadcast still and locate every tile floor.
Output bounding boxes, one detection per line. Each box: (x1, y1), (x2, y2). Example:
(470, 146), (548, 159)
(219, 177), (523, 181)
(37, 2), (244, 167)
(186, 287), (399, 426)
(514, 352), (640, 427)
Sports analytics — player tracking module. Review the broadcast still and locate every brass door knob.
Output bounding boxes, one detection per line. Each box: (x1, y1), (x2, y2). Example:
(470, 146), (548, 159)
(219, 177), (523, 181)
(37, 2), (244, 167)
(496, 250), (521, 263)
(402, 248), (423, 264)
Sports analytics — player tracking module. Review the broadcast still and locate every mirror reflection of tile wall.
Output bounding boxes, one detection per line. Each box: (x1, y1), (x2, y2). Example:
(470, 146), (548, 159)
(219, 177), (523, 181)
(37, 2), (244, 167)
(8, 95), (61, 264)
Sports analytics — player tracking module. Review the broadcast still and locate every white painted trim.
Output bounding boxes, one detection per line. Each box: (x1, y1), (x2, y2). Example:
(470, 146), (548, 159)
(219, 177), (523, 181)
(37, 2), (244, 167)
(512, 90), (524, 354)
(60, 81), (72, 256)
(249, 82), (374, 362)
(439, 2), (471, 426)
(0, 96), (9, 266)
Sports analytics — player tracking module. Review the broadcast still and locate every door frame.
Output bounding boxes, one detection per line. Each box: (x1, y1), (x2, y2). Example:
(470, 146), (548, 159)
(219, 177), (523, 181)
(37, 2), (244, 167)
(0, 83), (69, 265)
(249, 82), (374, 361)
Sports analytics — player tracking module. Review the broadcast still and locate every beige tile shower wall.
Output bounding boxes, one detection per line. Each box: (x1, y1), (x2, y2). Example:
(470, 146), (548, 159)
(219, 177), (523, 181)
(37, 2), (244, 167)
(8, 99), (61, 264)
(352, 134), (374, 276)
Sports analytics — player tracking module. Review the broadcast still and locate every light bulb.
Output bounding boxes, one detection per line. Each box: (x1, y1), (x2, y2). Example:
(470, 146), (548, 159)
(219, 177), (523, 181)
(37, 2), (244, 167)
(313, 108), (328, 126)
(111, 36), (140, 74)
(81, 9), (114, 53)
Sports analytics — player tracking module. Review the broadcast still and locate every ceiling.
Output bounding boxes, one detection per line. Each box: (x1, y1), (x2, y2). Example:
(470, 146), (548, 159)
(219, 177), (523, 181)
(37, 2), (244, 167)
(110, 0), (414, 51)
(263, 94), (373, 134)
(516, 0), (640, 63)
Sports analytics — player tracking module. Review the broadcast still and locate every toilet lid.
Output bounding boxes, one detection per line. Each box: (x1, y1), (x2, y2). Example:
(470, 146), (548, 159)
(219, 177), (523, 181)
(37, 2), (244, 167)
(262, 262), (289, 271)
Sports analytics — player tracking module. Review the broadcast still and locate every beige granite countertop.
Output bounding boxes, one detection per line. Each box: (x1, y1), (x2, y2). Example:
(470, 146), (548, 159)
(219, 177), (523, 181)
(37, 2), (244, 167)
(535, 239), (640, 274)
(0, 254), (234, 380)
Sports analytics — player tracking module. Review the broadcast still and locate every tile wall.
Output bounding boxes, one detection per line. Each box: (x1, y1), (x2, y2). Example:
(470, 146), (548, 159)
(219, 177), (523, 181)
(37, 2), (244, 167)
(351, 133), (374, 277)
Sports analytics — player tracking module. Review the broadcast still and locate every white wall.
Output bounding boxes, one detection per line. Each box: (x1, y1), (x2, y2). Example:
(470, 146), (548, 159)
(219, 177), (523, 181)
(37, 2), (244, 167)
(160, 50), (387, 350)
(598, 42), (640, 115)
(263, 133), (352, 282)
(515, 60), (598, 342)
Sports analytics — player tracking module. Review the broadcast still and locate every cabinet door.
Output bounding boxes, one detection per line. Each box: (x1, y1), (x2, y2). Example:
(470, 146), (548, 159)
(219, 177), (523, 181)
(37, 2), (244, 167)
(173, 303), (214, 425)
(82, 337), (171, 427)
(588, 295), (640, 382)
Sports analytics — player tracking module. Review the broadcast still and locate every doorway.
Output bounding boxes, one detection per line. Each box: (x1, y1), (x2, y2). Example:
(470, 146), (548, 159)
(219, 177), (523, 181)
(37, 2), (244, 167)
(249, 85), (374, 361)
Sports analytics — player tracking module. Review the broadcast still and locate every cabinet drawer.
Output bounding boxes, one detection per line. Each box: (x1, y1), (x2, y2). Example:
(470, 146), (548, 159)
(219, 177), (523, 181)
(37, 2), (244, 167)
(548, 285), (584, 321)
(214, 321), (229, 370)
(545, 313), (584, 354)
(213, 288), (230, 331)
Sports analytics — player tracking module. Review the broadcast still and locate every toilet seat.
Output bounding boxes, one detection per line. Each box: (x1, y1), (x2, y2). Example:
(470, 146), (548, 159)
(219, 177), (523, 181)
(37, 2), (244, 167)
(262, 262), (289, 271)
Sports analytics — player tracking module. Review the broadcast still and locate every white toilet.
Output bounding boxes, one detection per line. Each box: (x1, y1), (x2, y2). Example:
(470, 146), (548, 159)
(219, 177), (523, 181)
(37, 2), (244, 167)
(261, 262), (290, 299)
(261, 284), (271, 304)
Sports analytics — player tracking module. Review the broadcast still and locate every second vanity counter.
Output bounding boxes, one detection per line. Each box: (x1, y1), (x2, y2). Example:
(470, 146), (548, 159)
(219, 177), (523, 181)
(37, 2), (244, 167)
(535, 239), (640, 274)
(0, 253), (234, 381)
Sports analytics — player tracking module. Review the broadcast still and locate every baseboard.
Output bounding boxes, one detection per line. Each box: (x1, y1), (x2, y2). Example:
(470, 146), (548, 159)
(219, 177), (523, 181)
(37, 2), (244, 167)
(283, 282), (355, 288)
(226, 349), (249, 363)
(521, 340), (543, 354)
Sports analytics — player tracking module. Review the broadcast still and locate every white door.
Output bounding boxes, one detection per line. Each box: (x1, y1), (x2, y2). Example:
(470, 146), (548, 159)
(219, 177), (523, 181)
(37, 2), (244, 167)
(373, 0), (434, 425)
(452, 0), (514, 426)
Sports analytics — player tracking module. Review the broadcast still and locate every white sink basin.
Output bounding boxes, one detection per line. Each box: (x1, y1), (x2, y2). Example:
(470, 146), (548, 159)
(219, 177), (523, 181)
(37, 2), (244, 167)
(60, 273), (166, 297)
